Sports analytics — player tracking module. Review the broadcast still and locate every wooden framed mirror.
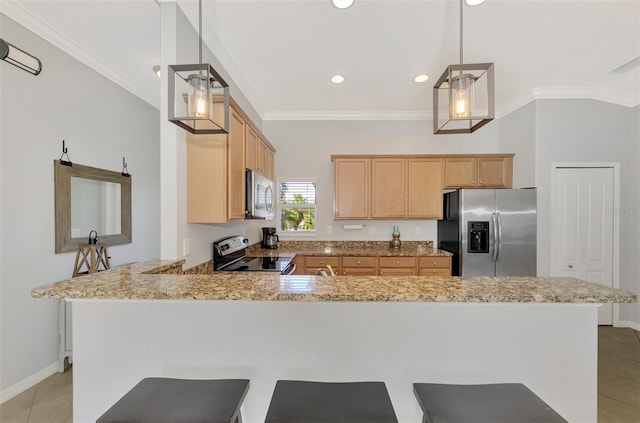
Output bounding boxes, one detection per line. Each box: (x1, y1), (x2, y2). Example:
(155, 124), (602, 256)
(54, 160), (132, 253)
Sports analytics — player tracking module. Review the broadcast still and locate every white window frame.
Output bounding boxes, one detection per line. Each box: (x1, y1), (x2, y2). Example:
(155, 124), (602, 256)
(276, 177), (317, 237)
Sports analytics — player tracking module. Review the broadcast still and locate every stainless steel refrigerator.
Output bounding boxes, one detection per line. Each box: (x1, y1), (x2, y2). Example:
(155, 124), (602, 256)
(437, 189), (537, 277)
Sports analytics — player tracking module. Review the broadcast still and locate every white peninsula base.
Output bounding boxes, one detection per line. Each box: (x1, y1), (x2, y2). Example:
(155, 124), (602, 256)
(72, 301), (598, 422)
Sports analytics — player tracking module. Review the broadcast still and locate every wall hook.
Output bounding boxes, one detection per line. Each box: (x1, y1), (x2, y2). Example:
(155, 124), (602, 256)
(60, 140), (72, 166)
(121, 157), (130, 177)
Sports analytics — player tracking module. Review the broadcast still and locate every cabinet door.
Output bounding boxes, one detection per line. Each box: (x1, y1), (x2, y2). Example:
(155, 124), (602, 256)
(257, 139), (267, 175)
(477, 157), (512, 188)
(371, 158), (407, 218)
(334, 158), (370, 219)
(407, 158), (443, 219)
(265, 148), (275, 181)
(228, 107), (246, 219)
(245, 125), (258, 172)
(186, 133), (228, 223)
(444, 157), (476, 188)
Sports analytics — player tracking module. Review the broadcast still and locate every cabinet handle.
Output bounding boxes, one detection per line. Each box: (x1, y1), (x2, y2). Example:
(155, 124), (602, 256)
(479, 180), (483, 185)
(320, 260), (324, 264)
(402, 212), (405, 216)
(433, 261), (437, 265)
(395, 260), (399, 265)
(343, 271), (346, 275)
(357, 260), (361, 264)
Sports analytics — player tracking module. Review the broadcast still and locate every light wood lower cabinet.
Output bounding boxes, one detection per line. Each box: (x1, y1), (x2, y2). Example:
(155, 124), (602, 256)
(418, 256), (452, 277)
(342, 257), (377, 276)
(379, 257), (417, 276)
(298, 255), (451, 276)
(304, 256), (341, 275)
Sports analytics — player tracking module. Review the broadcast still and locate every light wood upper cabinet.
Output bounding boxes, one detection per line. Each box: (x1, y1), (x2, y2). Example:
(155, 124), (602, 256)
(245, 125), (258, 172)
(370, 158), (443, 219)
(371, 158), (407, 218)
(187, 99), (276, 223)
(257, 138), (267, 175)
(444, 155), (513, 188)
(334, 158), (370, 219)
(227, 107), (246, 219)
(408, 158), (443, 219)
(265, 148), (275, 181)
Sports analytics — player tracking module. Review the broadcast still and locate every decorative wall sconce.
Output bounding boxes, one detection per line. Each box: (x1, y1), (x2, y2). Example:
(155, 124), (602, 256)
(0, 38), (42, 75)
(433, 0), (494, 134)
(168, 0), (230, 134)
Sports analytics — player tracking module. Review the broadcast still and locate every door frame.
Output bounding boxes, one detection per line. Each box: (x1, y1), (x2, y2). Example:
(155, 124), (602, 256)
(550, 162), (621, 325)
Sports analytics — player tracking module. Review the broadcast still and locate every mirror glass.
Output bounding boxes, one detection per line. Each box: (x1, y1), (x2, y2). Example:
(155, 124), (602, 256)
(55, 160), (132, 253)
(70, 177), (122, 237)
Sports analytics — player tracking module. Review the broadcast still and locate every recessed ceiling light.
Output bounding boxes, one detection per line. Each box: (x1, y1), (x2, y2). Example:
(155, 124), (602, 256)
(332, 0), (354, 9)
(153, 65), (161, 78)
(414, 74), (430, 83)
(465, 0), (486, 5)
(330, 75), (345, 84)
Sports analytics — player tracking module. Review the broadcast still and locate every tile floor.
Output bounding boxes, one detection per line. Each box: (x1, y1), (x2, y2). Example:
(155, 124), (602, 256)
(0, 326), (638, 422)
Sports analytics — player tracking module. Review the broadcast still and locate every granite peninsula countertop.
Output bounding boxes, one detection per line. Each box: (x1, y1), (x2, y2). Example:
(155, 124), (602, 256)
(31, 259), (636, 304)
(246, 240), (452, 257)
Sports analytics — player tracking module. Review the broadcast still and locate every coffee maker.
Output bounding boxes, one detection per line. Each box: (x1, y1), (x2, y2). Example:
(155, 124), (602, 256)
(261, 227), (279, 249)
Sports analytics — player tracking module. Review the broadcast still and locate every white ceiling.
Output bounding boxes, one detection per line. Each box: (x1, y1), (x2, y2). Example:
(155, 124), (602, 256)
(3, 0), (639, 120)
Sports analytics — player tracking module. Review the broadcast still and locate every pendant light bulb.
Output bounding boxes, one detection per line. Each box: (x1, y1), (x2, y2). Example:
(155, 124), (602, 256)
(188, 74), (209, 118)
(450, 73), (474, 118)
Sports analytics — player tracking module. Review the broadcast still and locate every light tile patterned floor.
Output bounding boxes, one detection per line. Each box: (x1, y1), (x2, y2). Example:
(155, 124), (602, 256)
(1, 326), (638, 422)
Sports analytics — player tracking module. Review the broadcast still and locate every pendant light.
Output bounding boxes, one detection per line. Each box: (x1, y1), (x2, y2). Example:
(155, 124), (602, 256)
(168, 0), (230, 134)
(433, 0), (494, 134)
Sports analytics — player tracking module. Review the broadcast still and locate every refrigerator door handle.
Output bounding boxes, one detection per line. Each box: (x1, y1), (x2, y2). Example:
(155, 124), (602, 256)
(496, 212), (503, 262)
(491, 212), (498, 262)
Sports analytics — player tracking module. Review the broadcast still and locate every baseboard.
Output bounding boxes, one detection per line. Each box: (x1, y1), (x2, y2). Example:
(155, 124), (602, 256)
(0, 361), (59, 404)
(615, 319), (640, 331)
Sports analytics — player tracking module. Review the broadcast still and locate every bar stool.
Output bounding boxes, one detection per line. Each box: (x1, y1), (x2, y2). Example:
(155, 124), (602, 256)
(265, 380), (398, 423)
(413, 383), (568, 423)
(96, 377), (249, 423)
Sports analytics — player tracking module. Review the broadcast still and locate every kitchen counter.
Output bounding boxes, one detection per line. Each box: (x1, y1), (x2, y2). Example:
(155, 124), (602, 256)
(32, 259), (635, 303)
(32, 260), (636, 423)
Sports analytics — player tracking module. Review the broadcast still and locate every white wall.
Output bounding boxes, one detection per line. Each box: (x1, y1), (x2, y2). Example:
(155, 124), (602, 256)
(0, 14), (161, 397)
(533, 99), (639, 324)
(499, 101), (536, 188)
(263, 119), (501, 242)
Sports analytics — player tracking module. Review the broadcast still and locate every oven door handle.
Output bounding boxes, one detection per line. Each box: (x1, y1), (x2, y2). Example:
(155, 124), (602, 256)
(282, 263), (296, 275)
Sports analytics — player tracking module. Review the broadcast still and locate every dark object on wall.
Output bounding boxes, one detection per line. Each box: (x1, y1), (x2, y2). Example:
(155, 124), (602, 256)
(0, 38), (42, 75)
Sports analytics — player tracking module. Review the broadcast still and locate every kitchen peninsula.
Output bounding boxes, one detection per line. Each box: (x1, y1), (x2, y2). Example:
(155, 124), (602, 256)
(33, 260), (636, 423)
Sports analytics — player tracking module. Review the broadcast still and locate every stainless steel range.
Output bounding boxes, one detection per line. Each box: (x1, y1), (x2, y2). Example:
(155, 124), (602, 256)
(213, 236), (295, 274)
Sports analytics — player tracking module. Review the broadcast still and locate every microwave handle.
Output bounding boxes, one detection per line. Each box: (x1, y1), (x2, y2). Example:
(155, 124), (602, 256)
(265, 185), (274, 213)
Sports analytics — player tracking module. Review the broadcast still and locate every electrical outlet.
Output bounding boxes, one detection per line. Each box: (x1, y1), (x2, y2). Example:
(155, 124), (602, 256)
(370, 226), (376, 234)
(415, 227), (421, 236)
(183, 239), (191, 256)
(326, 225), (333, 234)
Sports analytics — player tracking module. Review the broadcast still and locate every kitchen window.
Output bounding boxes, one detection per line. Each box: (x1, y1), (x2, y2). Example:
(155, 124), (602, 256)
(277, 179), (316, 235)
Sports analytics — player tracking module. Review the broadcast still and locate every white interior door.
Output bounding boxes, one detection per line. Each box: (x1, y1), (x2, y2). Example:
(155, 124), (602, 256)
(551, 167), (614, 324)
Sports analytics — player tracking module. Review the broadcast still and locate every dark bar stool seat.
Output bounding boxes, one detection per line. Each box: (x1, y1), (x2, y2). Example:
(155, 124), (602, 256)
(96, 377), (250, 423)
(413, 383), (568, 423)
(265, 380), (398, 423)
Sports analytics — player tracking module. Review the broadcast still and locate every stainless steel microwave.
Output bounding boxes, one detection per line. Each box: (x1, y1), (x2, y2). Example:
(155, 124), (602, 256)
(245, 170), (274, 219)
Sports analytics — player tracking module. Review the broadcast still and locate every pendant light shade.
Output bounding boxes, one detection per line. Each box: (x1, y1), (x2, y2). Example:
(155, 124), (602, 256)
(433, 0), (494, 134)
(168, 0), (230, 134)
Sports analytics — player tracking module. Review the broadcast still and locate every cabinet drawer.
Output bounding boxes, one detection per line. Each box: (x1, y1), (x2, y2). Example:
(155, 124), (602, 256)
(305, 256), (340, 268)
(418, 268), (451, 277)
(342, 268), (377, 276)
(379, 268), (416, 276)
(342, 257), (376, 267)
(379, 257), (416, 268)
(418, 257), (451, 269)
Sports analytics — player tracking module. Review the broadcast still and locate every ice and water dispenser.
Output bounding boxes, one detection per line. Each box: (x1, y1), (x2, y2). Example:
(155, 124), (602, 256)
(468, 221), (489, 253)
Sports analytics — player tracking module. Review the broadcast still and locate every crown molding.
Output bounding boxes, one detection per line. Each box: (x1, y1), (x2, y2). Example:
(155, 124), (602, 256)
(531, 87), (639, 108)
(1, 1), (159, 109)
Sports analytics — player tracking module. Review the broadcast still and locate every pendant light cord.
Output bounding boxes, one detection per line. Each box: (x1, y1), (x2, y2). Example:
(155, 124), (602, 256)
(459, 0), (463, 65)
(198, 0), (203, 65)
